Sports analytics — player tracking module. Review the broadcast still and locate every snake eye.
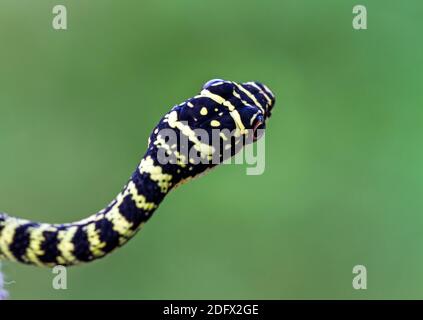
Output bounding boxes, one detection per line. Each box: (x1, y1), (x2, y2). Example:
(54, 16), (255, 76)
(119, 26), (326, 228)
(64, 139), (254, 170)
(203, 79), (225, 89)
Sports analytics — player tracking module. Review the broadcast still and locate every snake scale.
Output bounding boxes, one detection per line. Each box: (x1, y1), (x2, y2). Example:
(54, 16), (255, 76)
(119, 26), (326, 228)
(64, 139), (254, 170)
(0, 79), (275, 267)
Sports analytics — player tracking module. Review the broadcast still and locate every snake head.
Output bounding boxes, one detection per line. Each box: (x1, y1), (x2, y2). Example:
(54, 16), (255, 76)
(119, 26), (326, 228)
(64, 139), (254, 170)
(146, 79), (275, 186)
(201, 79), (275, 119)
(196, 79), (275, 142)
(171, 79), (275, 145)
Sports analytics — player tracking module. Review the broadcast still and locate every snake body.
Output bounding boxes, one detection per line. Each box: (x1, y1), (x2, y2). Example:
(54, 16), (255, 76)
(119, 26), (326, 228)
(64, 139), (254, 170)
(0, 79), (275, 267)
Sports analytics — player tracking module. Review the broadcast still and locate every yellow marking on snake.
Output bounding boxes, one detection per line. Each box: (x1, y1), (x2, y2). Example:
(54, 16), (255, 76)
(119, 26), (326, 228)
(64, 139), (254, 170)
(229, 110), (246, 134)
(0, 219), (21, 261)
(261, 83), (275, 98)
(127, 181), (157, 211)
(200, 107), (208, 115)
(102, 179), (157, 246)
(167, 111), (215, 159)
(233, 90), (250, 107)
(211, 120), (220, 127)
(105, 207), (132, 244)
(57, 226), (78, 264)
(139, 156), (173, 193)
(199, 89), (246, 134)
(25, 224), (53, 266)
(250, 111), (261, 126)
(247, 82), (273, 106)
(101, 187), (136, 241)
(86, 223), (106, 257)
(233, 82), (265, 113)
(199, 89), (236, 111)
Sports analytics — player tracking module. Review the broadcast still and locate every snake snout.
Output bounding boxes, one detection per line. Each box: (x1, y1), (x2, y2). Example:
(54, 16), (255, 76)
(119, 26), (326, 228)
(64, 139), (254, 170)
(244, 81), (276, 119)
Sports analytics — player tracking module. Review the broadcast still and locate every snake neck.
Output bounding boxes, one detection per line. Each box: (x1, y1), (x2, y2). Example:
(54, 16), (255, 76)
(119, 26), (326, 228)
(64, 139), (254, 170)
(0, 151), (174, 267)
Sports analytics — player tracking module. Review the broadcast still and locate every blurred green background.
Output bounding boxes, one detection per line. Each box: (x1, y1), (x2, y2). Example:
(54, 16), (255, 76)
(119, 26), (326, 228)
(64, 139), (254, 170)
(0, 0), (422, 299)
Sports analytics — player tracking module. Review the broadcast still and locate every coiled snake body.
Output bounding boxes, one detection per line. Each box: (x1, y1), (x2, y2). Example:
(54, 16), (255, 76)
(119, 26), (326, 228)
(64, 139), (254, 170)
(0, 79), (275, 267)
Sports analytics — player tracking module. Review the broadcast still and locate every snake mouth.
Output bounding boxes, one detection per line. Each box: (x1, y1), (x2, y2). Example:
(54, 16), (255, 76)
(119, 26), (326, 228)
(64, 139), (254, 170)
(252, 117), (265, 142)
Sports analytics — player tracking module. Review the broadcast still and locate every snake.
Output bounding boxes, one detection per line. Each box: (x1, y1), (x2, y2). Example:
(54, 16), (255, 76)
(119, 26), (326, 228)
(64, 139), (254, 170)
(0, 79), (275, 267)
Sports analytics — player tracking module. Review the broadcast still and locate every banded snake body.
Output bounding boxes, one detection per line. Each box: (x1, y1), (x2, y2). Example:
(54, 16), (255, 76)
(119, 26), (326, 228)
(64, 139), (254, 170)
(0, 79), (275, 267)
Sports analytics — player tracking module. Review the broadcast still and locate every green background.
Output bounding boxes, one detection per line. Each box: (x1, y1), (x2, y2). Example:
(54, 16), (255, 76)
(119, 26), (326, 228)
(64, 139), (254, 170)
(0, 0), (422, 299)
